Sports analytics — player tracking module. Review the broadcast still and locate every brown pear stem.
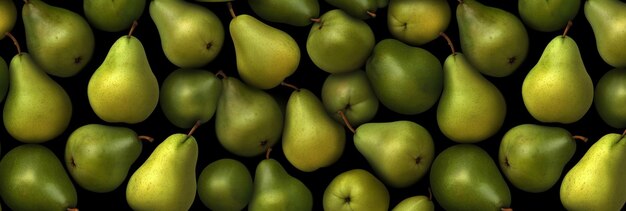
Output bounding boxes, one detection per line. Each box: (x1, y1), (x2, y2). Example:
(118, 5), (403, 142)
(428, 187), (433, 201)
(67, 208), (79, 211)
(187, 120), (201, 137)
(337, 110), (356, 134)
(215, 70), (227, 79)
(227, 2), (236, 19)
(572, 135), (588, 143)
(366, 11), (376, 18)
(138, 135), (154, 143)
(5, 32), (20, 55)
(128, 21), (138, 38)
(501, 208), (513, 211)
(280, 81), (300, 91)
(310, 18), (321, 23)
(265, 147), (272, 160)
(440, 32), (456, 55)
(562, 20), (573, 37)
(622, 129), (626, 136)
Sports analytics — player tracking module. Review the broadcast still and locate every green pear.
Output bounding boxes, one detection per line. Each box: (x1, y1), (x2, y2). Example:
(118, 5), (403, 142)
(0, 57), (8, 103)
(0, 144), (77, 211)
(215, 77), (283, 157)
(392, 195), (434, 211)
(307, 9), (375, 74)
(65, 124), (147, 193)
(518, 0), (580, 32)
(0, 0), (16, 39)
(521, 29), (593, 124)
(430, 144), (511, 211)
(354, 121), (435, 188)
(560, 132), (626, 210)
(249, 0), (320, 26)
(325, 0), (377, 19)
(126, 133), (198, 211)
(366, 39), (443, 115)
(150, 0), (224, 68)
(457, 0), (529, 77)
(248, 158), (313, 210)
(87, 29), (159, 124)
(160, 69), (222, 129)
(84, 0), (146, 32)
(498, 124), (578, 193)
(22, 0), (95, 77)
(595, 68), (626, 128)
(229, 13), (300, 89)
(282, 88), (345, 172)
(321, 70), (378, 127)
(585, 0), (626, 68)
(387, 0), (450, 45)
(198, 158), (253, 211)
(323, 169), (390, 211)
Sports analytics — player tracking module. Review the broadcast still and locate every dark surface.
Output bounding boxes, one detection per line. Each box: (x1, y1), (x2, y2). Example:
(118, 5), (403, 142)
(0, 0), (618, 210)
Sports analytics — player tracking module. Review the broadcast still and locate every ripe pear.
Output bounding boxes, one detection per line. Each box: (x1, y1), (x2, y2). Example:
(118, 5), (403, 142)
(325, 0), (377, 19)
(321, 70), (378, 127)
(282, 88), (345, 172)
(160, 69), (222, 129)
(353, 120), (435, 188)
(0, 144), (77, 211)
(457, 0), (529, 77)
(498, 124), (578, 193)
(249, 0), (320, 26)
(198, 158), (253, 211)
(521, 29), (593, 124)
(595, 68), (626, 128)
(430, 144), (511, 211)
(392, 195), (434, 211)
(323, 169), (390, 211)
(248, 157), (313, 210)
(22, 0), (95, 77)
(307, 9), (375, 74)
(65, 124), (147, 193)
(560, 132), (626, 210)
(126, 133), (198, 211)
(387, 0), (451, 46)
(0, 57), (8, 103)
(84, 0), (146, 32)
(150, 0), (224, 68)
(87, 30), (159, 124)
(0, 0), (16, 39)
(366, 39), (443, 115)
(585, 0), (626, 68)
(518, 0), (580, 32)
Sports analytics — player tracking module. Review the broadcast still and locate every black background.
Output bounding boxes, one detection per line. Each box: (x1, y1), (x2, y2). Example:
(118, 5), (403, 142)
(0, 0), (619, 210)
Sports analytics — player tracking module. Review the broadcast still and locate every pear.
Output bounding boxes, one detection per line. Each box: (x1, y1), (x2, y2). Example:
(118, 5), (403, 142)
(595, 68), (626, 128)
(325, 0), (377, 19)
(65, 124), (148, 193)
(518, 0), (580, 32)
(323, 169), (390, 211)
(585, 0), (626, 68)
(160, 69), (222, 129)
(521, 25), (594, 124)
(22, 0), (95, 77)
(321, 70), (378, 127)
(366, 39), (443, 115)
(457, 0), (529, 77)
(282, 88), (345, 172)
(560, 132), (626, 210)
(307, 9), (375, 74)
(392, 195), (434, 211)
(0, 0), (16, 39)
(0, 144), (77, 210)
(430, 144), (511, 210)
(353, 120), (435, 188)
(150, 0), (224, 68)
(0, 57), (8, 103)
(84, 0), (146, 32)
(126, 132), (198, 211)
(498, 124), (578, 193)
(87, 25), (159, 124)
(198, 158), (253, 211)
(248, 157), (314, 210)
(215, 76), (283, 157)
(387, 0), (451, 46)
(249, 0), (320, 26)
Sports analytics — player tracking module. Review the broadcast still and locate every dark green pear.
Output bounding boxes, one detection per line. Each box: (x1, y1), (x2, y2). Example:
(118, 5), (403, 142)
(498, 124), (578, 193)
(248, 158), (313, 210)
(325, 0), (377, 19)
(321, 70), (378, 127)
(585, 0), (626, 68)
(160, 69), (222, 129)
(0, 57), (7, 103)
(198, 158), (253, 211)
(65, 124), (147, 193)
(595, 68), (626, 128)
(518, 0), (580, 32)
(430, 144), (511, 211)
(392, 195), (434, 211)
(249, 0), (320, 26)
(323, 169), (390, 211)
(84, 0), (146, 32)
(0, 144), (77, 210)
(0, 0), (16, 40)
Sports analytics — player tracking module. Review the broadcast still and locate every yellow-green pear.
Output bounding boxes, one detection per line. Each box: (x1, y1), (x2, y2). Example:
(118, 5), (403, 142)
(392, 195), (434, 211)
(0, 0), (16, 39)
(323, 169), (390, 211)
(84, 0), (146, 32)
(387, 0), (451, 46)
(585, 0), (626, 68)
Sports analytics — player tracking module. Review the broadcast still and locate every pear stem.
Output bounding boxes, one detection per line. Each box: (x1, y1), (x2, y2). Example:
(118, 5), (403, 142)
(67, 208), (79, 211)
(5, 32), (21, 55)
(622, 129), (626, 136)
(457, 0), (463, 4)
(187, 120), (201, 137)
(128, 21), (138, 38)
(337, 110), (356, 134)
(310, 18), (321, 23)
(138, 135), (154, 143)
(215, 70), (227, 79)
(280, 81), (300, 91)
(265, 147), (272, 160)
(572, 135), (588, 143)
(366, 11), (376, 18)
(440, 32), (456, 55)
(227, 2), (236, 19)
(562, 20), (573, 37)
(501, 208), (513, 211)
(428, 187), (432, 201)
(23, 0), (28, 4)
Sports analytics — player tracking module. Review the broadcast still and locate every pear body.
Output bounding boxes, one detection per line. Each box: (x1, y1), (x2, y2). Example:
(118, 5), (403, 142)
(518, 0), (580, 32)
(215, 77), (283, 157)
(0, 144), (77, 211)
(198, 158), (253, 211)
(22, 0), (94, 77)
(354, 121), (435, 188)
(248, 158), (313, 211)
(560, 133), (626, 211)
(3, 53), (72, 143)
(249, 0), (320, 26)
(366, 39), (442, 115)
(323, 169), (390, 211)
(387, 0), (450, 45)
(430, 144), (511, 211)
(65, 124), (143, 193)
(595, 68), (626, 128)
(498, 124), (576, 193)
(457, 0), (528, 77)
(325, 0), (377, 19)
(436, 53), (506, 143)
(84, 0), (146, 32)
(392, 195), (434, 211)
(126, 133), (198, 211)
(307, 9), (375, 74)
(522, 35), (593, 124)
(0, 57), (8, 103)
(321, 70), (378, 127)
(87, 35), (159, 124)
(0, 0), (16, 39)
(160, 69), (222, 129)
(150, 0), (224, 68)
(585, 0), (626, 68)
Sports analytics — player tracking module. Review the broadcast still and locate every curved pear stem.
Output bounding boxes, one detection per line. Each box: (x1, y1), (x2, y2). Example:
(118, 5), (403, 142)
(5, 32), (21, 55)
(138, 135), (154, 143)
(501, 208), (513, 211)
(187, 120), (201, 137)
(562, 20), (573, 38)
(337, 110), (356, 134)
(572, 135), (588, 143)
(215, 70), (227, 79)
(280, 81), (300, 91)
(310, 18), (321, 23)
(366, 11), (376, 18)
(440, 32), (456, 55)
(67, 208), (79, 211)
(227, 2), (236, 19)
(128, 21), (138, 38)
(265, 147), (272, 160)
